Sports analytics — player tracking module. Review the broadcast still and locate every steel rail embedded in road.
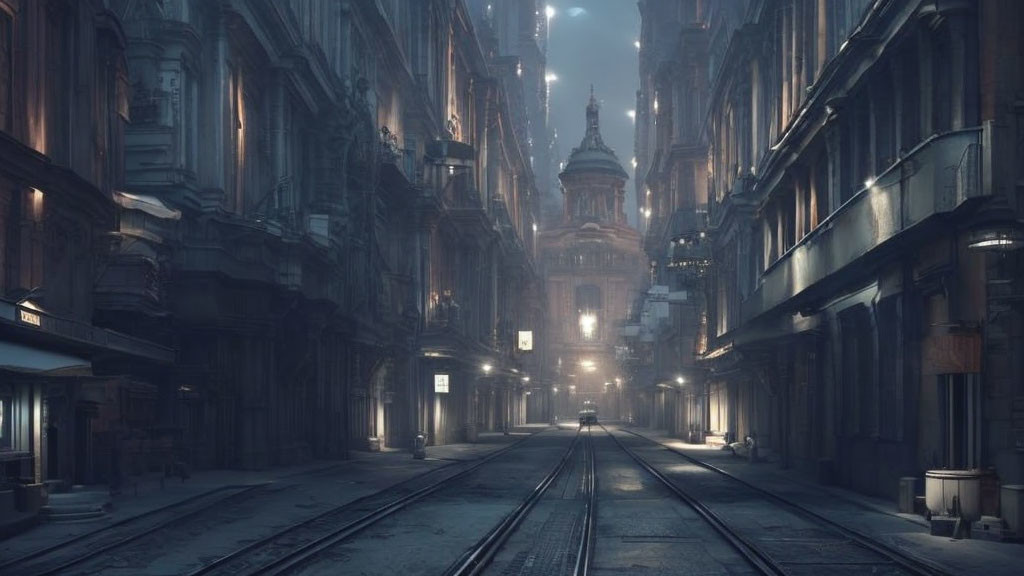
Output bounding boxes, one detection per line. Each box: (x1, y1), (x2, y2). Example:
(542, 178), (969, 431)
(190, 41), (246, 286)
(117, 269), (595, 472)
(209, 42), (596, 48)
(213, 429), (558, 576)
(615, 427), (953, 576)
(571, 427), (596, 576)
(0, 484), (271, 576)
(444, 428), (584, 576)
(599, 424), (784, 576)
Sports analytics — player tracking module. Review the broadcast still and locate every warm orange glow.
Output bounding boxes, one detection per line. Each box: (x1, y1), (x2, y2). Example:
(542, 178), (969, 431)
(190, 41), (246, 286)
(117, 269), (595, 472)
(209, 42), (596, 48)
(30, 188), (44, 222)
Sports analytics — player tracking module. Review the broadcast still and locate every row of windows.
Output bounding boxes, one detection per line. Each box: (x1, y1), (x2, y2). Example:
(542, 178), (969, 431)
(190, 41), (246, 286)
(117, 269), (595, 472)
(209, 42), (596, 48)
(544, 250), (633, 270)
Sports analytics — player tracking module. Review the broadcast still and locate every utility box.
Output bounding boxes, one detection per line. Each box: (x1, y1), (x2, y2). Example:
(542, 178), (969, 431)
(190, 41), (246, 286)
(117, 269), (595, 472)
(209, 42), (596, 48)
(899, 477), (918, 513)
(1001, 485), (1024, 536)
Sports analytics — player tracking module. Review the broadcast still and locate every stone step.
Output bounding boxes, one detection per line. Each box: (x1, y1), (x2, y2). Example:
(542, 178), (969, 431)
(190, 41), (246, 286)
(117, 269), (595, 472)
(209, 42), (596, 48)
(41, 502), (108, 515)
(41, 489), (111, 523)
(41, 509), (109, 523)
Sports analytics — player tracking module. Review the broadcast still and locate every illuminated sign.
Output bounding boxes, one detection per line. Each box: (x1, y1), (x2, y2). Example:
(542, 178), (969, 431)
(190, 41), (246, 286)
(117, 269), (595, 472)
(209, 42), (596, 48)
(517, 331), (533, 351)
(434, 374), (450, 394)
(19, 308), (41, 327)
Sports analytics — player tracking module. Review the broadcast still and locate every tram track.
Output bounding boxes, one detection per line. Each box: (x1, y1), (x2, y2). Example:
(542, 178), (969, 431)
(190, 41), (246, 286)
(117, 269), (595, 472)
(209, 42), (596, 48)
(604, 424), (952, 576)
(1, 432), (543, 576)
(445, 427), (591, 576)
(193, 428), (568, 576)
(0, 483), (272, 576)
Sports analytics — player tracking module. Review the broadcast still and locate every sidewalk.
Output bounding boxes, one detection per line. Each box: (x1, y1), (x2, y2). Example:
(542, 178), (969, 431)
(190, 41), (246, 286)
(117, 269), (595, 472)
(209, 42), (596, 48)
(0, 426), (547, 559)
(627, 426), (1023, 576)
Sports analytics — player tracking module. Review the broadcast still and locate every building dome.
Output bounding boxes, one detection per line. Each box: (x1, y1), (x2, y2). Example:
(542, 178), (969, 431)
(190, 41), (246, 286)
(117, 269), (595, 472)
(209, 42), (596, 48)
(560, 88), (629, 179)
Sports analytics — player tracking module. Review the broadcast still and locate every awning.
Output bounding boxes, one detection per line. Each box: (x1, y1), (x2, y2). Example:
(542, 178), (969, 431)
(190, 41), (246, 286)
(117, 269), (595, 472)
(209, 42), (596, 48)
(0, 340), (91, 373)
(112, 190), (181, 220)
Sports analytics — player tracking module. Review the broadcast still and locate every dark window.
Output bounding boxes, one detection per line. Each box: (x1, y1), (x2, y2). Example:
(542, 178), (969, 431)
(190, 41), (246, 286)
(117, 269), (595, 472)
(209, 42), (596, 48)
(0, 10), (11, 133)
(938, 373), (981, 469)
(840, 306), (876, 436)
(877, 296), (903, 441)
(0, 391), (12, 450)
(898, 38), (920, 149)
(932, 28), (952, 133)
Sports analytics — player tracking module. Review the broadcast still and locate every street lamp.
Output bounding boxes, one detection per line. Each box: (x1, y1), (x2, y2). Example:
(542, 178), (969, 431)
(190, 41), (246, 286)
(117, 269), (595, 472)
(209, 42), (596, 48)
(482, 363), (493, 374)
(675, 375), (685, 385)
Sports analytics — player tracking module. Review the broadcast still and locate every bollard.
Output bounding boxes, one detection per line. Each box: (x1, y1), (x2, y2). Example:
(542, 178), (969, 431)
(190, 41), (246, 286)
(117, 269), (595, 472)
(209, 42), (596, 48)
(412, 433), (427, 460)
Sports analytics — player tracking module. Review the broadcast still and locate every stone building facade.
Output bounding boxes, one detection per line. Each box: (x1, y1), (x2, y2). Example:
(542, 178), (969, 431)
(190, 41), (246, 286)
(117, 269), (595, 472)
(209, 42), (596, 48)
(0, 0), (173, 518)
(1, 0), (545, 500)
(636, 0), (1024, 510)
(626, 0), (746, 437)
(541, 92), (644, 420)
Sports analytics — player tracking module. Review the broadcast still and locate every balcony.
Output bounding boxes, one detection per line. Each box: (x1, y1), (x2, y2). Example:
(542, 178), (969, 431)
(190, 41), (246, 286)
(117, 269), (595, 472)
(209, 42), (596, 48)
(743, 126), (986, 323)
(668, 234), (711, 285)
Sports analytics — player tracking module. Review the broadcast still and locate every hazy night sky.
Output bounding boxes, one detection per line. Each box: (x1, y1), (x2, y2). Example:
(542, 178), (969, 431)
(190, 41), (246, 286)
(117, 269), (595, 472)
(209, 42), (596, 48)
(546, 1), (640, 226)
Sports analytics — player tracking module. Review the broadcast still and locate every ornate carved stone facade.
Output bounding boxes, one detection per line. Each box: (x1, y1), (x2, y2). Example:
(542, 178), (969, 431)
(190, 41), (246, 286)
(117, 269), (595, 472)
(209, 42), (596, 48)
(541, 93), (644, 420)
(78, 0), (548, 470)
(0, 0), (173, 513)
(636, 0), (1024, 506)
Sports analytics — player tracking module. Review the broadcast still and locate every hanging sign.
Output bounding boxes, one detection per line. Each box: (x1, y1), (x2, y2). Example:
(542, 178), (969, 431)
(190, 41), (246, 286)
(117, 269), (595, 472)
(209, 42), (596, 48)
(18, 308), (40, 327)
(518, 331), (533, 351)
(434, 374), (450, 394)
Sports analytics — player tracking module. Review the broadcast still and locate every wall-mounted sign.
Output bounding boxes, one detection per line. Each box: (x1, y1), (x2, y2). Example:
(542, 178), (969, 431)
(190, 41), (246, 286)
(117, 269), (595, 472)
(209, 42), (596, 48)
(18, 308), (41, 327)
(434, 374), (449, 394)
(517, 330), (533, 351)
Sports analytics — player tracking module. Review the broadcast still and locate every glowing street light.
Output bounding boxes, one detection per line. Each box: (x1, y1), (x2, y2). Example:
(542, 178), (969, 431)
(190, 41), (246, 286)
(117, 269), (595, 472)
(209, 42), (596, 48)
(545, 73), (558, 83)
(626, 109), (636, 120)
(545, 5), (555, 19)
(579, 313), (597, 340)
(634, 40), (641, 50)
(482, 363), (493, 374)
(675, 376), (685, 385)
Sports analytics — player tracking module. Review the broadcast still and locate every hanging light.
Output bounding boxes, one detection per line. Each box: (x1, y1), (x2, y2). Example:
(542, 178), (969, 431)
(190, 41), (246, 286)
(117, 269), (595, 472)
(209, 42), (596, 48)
(967, 196), (1024, 252)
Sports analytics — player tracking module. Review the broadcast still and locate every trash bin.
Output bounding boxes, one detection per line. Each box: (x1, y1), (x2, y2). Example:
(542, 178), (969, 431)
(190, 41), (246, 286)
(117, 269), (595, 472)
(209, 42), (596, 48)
(412, 433), (427, 460)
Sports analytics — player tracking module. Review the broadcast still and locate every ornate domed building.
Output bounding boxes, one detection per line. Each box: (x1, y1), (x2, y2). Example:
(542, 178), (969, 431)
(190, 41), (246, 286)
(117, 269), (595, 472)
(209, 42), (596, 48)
(539, 89), (644, 419)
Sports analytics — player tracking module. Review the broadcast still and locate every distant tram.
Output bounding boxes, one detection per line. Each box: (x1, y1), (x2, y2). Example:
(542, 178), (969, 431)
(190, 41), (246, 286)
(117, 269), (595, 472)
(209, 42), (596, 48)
(579, 400), (598, 426)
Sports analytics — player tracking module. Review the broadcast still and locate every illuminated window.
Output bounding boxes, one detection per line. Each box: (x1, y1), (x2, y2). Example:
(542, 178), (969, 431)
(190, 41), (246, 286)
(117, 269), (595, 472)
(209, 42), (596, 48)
(575, 284), (601, 341)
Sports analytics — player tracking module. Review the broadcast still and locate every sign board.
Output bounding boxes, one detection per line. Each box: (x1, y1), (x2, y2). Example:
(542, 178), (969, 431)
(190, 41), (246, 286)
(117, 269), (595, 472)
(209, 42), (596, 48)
(18, 308), (40, 327)
(517, 330), (533, 351)
(434, 374), (450, 394)
(922, 330), (981, 374)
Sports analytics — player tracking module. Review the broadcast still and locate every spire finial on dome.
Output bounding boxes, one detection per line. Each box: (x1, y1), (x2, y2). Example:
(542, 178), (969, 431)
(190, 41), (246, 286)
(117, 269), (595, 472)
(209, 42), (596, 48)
(585, 85), (601, 146)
